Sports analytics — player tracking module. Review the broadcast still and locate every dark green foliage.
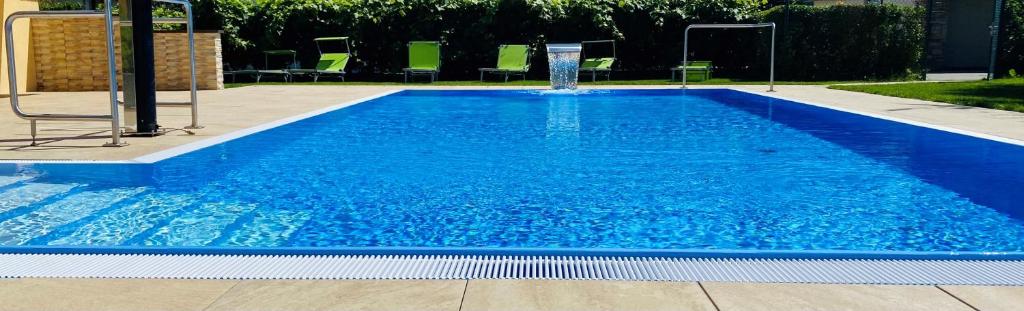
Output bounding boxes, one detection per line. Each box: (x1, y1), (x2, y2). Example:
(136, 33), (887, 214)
(997, 0), (1024, 77)
(41, 0), (929, 81)
(758, 4), (924, 80)
(193, 0), (768, 78)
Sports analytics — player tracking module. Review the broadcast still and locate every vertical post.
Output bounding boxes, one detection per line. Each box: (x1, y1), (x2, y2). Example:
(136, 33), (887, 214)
(682, 26), (689, 89)
(103, 0), (123, 146)
(922, 0), (934, 80)
(769, 23), (776, 92)
(130, 0), (158, 135)
(183, 1), (201, 129)
(987, 0), (1004, 80)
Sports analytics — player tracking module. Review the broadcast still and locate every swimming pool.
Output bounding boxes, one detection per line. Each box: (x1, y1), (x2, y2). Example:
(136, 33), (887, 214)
(1, 89), (1023, 257)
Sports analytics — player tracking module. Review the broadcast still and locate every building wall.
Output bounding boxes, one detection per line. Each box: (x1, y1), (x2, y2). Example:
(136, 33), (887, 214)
(31, 18), (222, 91)
(926, 0), (997, 71)
(0, 0), (39, 95)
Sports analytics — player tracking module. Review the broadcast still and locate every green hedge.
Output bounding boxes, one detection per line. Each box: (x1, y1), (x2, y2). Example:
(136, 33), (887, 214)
(41, 0), (927, 81)
(203, 0), (764, 79)
(757, 4), (924, 81)
(998, 0), (1024, 77)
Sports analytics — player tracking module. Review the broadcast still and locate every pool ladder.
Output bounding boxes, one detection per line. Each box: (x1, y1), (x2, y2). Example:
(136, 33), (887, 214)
(4, 0), (201, 146)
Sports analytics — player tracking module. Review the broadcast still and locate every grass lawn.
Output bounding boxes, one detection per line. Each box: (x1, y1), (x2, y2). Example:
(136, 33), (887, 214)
(830, 78), (1024, 113)
(225, 78), (853, 89)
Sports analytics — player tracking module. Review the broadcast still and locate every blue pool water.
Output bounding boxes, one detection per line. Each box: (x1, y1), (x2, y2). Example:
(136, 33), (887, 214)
(1, 89), (1023, 254)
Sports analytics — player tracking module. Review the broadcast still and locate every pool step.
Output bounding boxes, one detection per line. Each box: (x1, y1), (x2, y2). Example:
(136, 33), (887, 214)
(45, 194), (197, 246)
(0, 183), (77, 216)
(0, 187), (144, 245)
(0, 254), (1022, 285)
(141, 202), (257, 246)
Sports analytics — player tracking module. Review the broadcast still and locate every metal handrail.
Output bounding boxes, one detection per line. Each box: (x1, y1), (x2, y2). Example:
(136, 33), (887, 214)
(5, 8), (123, 146)
(4, 0), (202, 146)
(155, 0), (201, 129)
(683, 23), (775, 92)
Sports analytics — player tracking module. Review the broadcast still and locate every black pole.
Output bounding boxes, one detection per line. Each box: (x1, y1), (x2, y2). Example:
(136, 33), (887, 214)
(921, 0), (934, 80)
(130, 0), (159, 134)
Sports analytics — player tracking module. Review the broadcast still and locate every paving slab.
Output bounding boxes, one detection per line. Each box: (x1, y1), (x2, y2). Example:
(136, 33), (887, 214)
(702, 282), (975, 311)
(0, 278), (237, 311)
(460, 280), (716, 311)
(203, 280), (466, 311)
(939, 285), (1024, 311)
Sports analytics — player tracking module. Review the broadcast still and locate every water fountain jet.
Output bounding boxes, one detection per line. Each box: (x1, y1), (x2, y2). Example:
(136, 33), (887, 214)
(546, 43), (582, 90)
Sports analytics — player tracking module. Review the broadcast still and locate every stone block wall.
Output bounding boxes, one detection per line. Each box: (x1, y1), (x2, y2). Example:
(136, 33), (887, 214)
(31, 18), (223, 91)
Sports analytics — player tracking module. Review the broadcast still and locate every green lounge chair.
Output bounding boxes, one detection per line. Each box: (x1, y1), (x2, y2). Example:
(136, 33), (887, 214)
(403, 41), (441, 83)
(288, 37), (351, 82)
(478, 44), (531, 82)
(225, 50), (295, 83)
(671, 61), (712, 82)
(578, 40), (616, 81)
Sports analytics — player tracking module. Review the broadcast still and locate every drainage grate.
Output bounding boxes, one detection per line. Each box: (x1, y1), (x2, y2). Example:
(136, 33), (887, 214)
(2, 254), (1024, 285)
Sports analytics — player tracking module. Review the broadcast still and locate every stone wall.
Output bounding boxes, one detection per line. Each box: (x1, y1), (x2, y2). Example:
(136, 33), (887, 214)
(31, 18), (222, 91)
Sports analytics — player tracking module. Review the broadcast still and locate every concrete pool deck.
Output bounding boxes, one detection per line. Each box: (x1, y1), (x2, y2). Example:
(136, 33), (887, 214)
(1, 278), (1023, 311)
(1, 84), (1023, 161)
(1, 85), (1024, 309)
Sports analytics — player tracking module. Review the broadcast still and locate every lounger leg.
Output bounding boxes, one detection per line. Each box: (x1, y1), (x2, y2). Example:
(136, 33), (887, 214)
(29, 120), (37, 146)
(480, 71), (484, 82)
(671, 71), (675, 82)
(504, 73), (509, 82)
(592, 71), (596, 82)
(256, 73), (261, 83)
(404, 72), (408, 83)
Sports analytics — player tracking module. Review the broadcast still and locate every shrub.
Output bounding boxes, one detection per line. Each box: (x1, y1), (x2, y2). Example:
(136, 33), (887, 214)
(756, 4), (924, 81)
(41, 0), (928, 81)
(998, 0), (1024, 77)
(198, 0), (766, 79)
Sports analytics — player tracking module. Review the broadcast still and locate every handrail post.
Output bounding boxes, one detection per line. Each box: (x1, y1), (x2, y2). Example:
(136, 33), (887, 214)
(682, 23), (777, 92)
(769, 22), (776, 92)
(682, 26), (689, 89)
(181, 0), (201, 129)
(5, 11), (121, 146)
(103, 0), (125, 146)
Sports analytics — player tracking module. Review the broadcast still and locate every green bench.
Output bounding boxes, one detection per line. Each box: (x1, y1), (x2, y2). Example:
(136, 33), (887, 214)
(671, 61), (712, 82)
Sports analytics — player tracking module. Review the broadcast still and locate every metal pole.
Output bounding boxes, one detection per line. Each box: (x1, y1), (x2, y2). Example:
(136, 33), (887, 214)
(128, 0), (158, 135)
(987, 0), (1004, 80)
(103, 0), (123, 145)
(181, 1), (200, 128)
(683, 23), (776, 91)
(5, 11), (121, 146)
(769, 23), (776, 92)
(682, 27), (689, 89)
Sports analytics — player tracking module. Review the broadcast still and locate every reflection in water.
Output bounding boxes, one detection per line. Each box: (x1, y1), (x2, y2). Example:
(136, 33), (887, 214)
(545, 99), (580, 140)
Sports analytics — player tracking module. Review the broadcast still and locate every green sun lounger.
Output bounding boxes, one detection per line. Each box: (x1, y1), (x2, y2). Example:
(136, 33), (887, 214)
(403, 41), (441, 83)
(288, 37), (351, 82)
(578, 40), (616, 81)
(671, 61), (712, 82)
(225, 50), (295, 83)
(478, 44), (531, 82)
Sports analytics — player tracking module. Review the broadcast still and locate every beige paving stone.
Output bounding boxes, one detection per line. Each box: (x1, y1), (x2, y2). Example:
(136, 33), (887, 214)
(0, 278), (238, 311)
(702, 282), (975, 311)
(460, 280), (716, 311)
(939, 285), (1024, 311)
(203, 280), (466, 311)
